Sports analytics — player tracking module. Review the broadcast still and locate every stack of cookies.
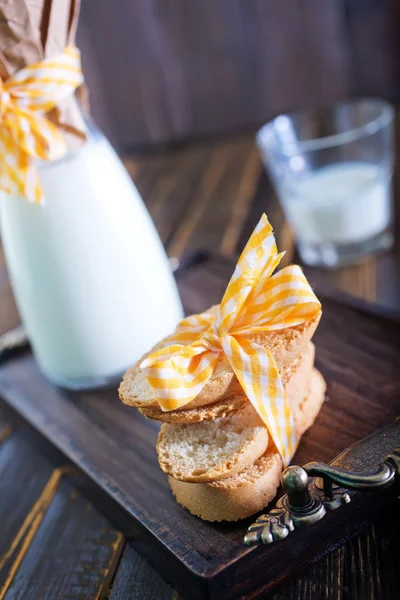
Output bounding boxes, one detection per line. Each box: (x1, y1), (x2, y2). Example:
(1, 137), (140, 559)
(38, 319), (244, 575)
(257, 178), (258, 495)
(119, 306), (326, 522)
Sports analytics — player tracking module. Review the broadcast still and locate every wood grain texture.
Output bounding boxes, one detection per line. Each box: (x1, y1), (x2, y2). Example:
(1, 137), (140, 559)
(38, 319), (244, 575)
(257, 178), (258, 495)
(109, 510), (400, 600)
(78, 0), (400, 148)
(110, 543), (175, 600)
(0, 423), (124, 600)
(109, 507), (400, 600)
(3, 476), (124, 600)
(0, 430), (58, 597)
(1, 258), (400, 598)
(270, 504), (400, 600)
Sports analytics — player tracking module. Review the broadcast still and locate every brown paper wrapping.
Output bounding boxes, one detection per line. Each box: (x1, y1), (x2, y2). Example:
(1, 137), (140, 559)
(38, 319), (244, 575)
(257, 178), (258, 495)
(0, 0), (86, 147)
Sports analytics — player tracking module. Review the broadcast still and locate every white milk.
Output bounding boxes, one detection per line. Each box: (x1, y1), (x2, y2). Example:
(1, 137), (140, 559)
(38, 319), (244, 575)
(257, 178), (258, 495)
(0, 128), (183, 388)
(282, 162), (392, 245)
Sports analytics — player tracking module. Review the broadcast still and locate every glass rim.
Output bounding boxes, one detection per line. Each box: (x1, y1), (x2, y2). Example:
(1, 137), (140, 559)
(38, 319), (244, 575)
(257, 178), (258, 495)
(257, 98), (394, 156)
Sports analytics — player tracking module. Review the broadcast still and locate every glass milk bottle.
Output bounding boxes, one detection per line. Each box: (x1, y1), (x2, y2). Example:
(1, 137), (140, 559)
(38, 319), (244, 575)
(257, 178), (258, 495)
(0, 122), (184, 389)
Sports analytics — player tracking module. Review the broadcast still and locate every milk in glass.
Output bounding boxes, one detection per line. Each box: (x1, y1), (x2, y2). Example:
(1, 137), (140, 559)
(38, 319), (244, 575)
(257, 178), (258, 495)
(283, 162), (391, 244)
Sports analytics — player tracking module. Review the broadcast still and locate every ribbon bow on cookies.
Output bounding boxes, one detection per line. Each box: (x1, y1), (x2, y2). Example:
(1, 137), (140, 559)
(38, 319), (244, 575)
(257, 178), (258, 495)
(141, 215), (321, 465)
(0, 45), (83, 204)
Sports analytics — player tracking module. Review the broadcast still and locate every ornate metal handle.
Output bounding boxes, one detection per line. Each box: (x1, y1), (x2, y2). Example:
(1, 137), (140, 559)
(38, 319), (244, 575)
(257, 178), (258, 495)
(244, 449), (400, 546)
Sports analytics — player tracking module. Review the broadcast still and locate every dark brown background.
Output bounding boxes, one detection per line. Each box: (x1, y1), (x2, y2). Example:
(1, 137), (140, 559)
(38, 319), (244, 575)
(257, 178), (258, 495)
(78, 0), (400, 150)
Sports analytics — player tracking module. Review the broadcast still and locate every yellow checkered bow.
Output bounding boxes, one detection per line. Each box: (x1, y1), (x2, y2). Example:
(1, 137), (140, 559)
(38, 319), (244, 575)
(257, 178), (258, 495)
(0, 45), (83, 204)
(141, 215), (321, 465)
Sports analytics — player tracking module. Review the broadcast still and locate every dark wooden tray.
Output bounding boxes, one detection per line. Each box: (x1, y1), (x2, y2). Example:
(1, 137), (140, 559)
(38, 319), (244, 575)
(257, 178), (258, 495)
(1, 255), (400, 599)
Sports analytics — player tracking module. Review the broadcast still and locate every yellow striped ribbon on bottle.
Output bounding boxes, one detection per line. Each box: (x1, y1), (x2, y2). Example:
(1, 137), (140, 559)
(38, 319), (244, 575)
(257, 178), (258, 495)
(141, 214), (321, 466)
(0, 45), (84, 204)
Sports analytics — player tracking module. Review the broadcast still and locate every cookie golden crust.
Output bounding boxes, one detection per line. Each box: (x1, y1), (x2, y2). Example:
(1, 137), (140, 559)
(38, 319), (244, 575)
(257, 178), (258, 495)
(294, 368), (326, 436)
(168, 369), (326, 522)
(168, 446), (283, 522)
(139, 394), (247, 423)
(119, 310), (321, 410)
(140, 342), (315, 424)
(157, 406), (269, 483)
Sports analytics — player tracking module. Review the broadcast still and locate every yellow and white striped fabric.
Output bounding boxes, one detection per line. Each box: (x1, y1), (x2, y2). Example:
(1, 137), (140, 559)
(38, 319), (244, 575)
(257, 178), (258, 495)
(0, 45), (83, 204)
(141, 214), (321, 465)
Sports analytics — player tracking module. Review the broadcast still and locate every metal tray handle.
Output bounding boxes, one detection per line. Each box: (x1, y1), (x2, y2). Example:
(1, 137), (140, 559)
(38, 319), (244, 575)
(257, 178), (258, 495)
(245, 449), (400, 546)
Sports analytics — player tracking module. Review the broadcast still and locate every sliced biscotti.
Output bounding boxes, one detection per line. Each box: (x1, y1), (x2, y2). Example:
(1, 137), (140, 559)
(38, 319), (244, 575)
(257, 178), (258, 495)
(119, 308), (321, 410)
(140, 342), (316, 424)
(169, 445), (282, 522)
(157, 405), (269, 483)
(168, 368), (326, 521)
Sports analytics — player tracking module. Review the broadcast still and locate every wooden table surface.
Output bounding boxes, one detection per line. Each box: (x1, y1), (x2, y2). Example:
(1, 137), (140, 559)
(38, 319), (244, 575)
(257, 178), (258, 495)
(1, 133), (400, 599)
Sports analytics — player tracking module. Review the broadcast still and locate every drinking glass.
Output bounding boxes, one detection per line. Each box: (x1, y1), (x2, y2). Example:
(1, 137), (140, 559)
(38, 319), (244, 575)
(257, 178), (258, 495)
(257, 99), (395, 267)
